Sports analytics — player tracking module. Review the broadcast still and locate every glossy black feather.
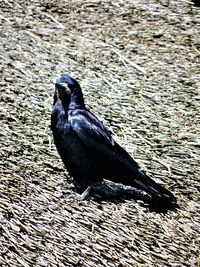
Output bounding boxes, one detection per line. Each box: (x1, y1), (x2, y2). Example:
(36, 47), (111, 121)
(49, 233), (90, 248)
(51, 75), (177, 206)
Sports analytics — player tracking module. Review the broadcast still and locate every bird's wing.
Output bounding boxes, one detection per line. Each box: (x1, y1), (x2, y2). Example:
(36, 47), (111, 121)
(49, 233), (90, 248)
(69, 109), (177, 205)
(69, 109), (139, 170)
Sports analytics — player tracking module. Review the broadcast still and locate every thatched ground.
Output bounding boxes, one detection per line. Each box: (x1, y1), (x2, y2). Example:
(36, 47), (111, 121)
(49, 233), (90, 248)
(1, 0), (200, 266)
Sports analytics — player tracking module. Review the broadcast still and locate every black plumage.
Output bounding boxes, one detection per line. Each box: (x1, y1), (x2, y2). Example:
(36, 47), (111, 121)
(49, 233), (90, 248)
(51, 75), (176, 206)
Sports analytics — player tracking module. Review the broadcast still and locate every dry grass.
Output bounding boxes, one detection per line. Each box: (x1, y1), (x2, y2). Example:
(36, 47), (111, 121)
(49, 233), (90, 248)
(0, 0), (200, 266)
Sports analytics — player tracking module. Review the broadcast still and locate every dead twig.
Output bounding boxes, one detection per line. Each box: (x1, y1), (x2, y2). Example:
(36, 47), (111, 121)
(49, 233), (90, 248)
(112, 49), (147, 75)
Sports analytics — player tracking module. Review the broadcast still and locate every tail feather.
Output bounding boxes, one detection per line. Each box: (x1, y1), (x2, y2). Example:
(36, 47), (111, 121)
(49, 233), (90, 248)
(133, 172), (176, 206)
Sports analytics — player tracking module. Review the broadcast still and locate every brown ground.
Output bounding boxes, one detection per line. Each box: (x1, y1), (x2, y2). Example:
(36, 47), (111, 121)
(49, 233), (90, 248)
(0, 1), (200, 266)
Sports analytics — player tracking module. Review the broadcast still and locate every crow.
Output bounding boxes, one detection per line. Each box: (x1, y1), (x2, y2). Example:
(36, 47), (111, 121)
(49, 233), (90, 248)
(51, 75), (176, 207)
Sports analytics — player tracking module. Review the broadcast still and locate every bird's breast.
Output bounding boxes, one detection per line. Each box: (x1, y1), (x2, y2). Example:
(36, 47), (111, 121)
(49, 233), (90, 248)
(51, 107), (105, 180)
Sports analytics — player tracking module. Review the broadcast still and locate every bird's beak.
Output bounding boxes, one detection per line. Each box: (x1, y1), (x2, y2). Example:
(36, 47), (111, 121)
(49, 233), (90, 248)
(55, 82), (71, 98)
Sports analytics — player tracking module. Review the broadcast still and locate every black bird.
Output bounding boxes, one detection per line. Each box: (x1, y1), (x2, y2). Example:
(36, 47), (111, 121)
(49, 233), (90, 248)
(192, 0), (200, 7)
(51, 75), (176, 207)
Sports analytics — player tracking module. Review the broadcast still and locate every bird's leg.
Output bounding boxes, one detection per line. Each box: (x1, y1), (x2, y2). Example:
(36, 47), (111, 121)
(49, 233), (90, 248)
(75, 185), (92, 200)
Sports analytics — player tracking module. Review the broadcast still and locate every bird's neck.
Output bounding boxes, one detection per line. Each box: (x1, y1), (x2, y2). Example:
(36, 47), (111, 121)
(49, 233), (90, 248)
(69, 87), (85, 110)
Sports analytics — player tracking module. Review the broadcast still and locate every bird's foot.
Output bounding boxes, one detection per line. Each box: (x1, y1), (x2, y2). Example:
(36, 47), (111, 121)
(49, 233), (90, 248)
(74, 185), (92, 200)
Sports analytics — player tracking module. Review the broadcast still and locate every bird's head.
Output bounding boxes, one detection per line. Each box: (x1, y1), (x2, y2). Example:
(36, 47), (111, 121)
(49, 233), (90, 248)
(55, 76), (80, 100)
(54, 75), (85, 109)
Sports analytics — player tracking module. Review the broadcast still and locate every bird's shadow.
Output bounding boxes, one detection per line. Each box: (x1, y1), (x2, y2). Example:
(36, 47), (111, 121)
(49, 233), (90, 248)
(70, 181), (179, 214)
